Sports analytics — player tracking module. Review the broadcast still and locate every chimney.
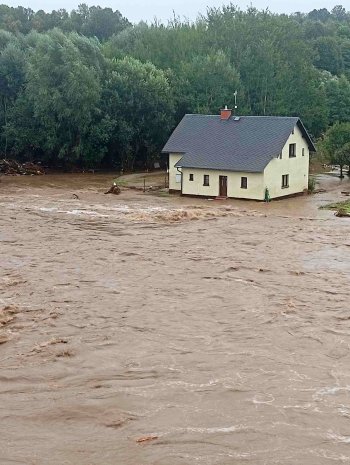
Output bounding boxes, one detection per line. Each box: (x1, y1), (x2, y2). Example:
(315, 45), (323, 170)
(220, 105), (232, 120)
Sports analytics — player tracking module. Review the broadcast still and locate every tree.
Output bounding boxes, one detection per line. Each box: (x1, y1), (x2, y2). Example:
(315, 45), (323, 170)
(302, 21), (329, 40)
(81, 6), (130, 40)
(7, 30), (106, 167)
(340, 39), (350, 75)
(308, 9), (331, 22)
(178, 51), (242, 114)
(69, 4), (130, 40)
(324, 74), (350, 123)
(0, 40), (26, 155)
(334, 142), (350, 177)
(322, 122), (350, 177)
(313, 36), (344, 75)
(102, 57), (174, 170)
(331, 5), (347, 21)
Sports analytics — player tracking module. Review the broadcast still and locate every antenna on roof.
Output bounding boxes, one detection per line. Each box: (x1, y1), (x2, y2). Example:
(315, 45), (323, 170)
(233, 91), (238, 115)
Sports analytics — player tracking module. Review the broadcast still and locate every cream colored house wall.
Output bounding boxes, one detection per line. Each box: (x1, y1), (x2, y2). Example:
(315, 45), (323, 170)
(264, 125), (309, 199)
(168, 153), (183, 191)
(182, 168), (265, 200)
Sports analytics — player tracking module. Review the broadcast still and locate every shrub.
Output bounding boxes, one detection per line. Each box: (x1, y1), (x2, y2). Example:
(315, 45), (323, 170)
(308, 176), (316, 193)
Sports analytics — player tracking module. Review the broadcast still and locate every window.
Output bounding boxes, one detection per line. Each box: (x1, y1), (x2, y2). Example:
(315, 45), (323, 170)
(282, 174), (289, 188)
(175, 173), (181, 183)
(241, 176), (248, 189)
(289, 143), (296, 158)
(302, 148), (305, 157)
(189, 173), (194, 181)
(203, 175), (209, 186)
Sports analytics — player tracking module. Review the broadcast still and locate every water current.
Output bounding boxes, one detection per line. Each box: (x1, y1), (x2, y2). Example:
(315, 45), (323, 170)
(1, 173), (350, 465)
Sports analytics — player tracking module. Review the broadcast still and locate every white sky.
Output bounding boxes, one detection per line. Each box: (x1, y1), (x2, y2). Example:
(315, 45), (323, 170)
(2, 0), (345, 23)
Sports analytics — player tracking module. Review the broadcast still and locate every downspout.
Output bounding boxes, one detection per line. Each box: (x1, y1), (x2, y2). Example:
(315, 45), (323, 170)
(176, 166), (183, 194)
(165, 159), (169, 189)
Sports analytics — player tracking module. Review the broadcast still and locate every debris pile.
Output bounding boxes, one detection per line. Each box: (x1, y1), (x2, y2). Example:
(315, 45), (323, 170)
(0, 159), (45, 175)
(322, 200), (350, 218)
(104, 183), (121, 195)
(335, 207), (350, 217)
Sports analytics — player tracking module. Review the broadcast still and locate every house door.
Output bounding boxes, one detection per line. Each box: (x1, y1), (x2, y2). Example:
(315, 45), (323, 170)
(219, 176), (227, 197)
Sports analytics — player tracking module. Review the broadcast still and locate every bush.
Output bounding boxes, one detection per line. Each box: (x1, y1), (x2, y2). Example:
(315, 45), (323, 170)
(308, 176), (316, 193)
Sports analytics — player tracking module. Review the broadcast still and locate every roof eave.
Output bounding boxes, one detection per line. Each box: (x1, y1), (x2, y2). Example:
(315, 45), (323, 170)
(161, 149), (186, 154)
(296, 119), (317, 152)
(176, 165), (264, 173)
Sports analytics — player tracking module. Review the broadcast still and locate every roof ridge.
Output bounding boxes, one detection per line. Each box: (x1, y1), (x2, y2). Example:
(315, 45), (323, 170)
(184, 114), (300, 119)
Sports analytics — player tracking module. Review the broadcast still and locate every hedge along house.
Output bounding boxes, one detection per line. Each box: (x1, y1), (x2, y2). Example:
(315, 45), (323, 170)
(162, 108), (316, 200)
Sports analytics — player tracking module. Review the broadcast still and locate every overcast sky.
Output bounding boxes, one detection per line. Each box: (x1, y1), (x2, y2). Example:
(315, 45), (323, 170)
(2, 0), (345, 22)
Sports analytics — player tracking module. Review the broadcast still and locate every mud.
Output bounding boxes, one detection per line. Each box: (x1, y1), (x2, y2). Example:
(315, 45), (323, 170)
(1, 173), (350, 465)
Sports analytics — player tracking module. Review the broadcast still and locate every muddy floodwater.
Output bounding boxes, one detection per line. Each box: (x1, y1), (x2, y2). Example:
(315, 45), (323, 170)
(1, 173), (350, 465)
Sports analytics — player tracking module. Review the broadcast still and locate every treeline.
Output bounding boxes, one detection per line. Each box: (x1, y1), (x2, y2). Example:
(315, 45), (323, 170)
(0, 4), (130, 39)
(0, 4), (350, 170)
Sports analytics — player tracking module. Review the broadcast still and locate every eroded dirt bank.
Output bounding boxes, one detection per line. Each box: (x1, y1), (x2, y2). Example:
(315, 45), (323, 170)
(1, 174), (350, 465)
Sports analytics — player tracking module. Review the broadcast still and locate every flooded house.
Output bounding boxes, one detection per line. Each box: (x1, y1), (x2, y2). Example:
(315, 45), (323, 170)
(163, 108), (316, 200)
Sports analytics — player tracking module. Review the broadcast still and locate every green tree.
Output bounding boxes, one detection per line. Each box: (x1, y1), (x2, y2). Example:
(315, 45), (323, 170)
(331, 5), (347, 21)
(102, 56), (174, 170)
(7, 30), (106, 167)
(179, 51), (242, 114)
(0, 40), (26, 155)
(313, 36), (344, 75)
(322, 122), (350, 177)
(69, 4), (130, 40)
(308, 9), (331, 22)
(324, 74), (350, 123)
(334, 142), (350, 177)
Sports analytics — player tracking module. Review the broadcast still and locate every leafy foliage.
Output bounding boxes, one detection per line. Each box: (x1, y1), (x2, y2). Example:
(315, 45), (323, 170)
(321, 122), (350, 176)
(0, 4), (349, 169)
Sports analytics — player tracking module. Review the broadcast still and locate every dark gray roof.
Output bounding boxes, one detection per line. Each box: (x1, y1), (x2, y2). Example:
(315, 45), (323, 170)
(162, 115), (316, 173)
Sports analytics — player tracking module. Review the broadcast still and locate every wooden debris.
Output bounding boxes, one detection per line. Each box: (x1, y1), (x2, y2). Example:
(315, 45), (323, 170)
(335, 208), (350, 217)
(104, 184), (121, 195)
(0, 159), (45, 175)
(136, 435), (158, 443)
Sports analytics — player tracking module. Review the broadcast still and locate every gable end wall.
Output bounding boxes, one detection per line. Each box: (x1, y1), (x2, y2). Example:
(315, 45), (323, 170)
(263, 125), (310, 198)
(168, 153), (183, 191)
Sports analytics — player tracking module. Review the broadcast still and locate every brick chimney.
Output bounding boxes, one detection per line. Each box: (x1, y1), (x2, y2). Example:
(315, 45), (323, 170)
(220, 105), (232, 120)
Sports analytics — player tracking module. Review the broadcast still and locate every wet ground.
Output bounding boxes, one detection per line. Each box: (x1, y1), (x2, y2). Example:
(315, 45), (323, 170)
(1, 172), (350, 465)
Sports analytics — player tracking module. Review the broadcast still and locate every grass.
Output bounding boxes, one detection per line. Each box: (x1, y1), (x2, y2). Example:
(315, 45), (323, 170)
(320, 200), (350, 217)
(112, 178), (129, 186)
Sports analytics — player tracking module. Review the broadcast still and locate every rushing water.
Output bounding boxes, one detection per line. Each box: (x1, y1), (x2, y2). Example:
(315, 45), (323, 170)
(1, 173), (350, 465)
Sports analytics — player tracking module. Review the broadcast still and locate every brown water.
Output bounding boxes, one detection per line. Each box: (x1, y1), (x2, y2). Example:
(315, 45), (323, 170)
(1, 173), (350, 465)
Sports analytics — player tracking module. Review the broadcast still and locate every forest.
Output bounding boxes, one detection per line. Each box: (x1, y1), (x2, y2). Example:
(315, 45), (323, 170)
(0, 3), (349, 170)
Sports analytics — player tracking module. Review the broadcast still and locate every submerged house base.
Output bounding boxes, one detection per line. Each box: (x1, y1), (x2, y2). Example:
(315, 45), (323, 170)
(170, 190), (308, 201)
